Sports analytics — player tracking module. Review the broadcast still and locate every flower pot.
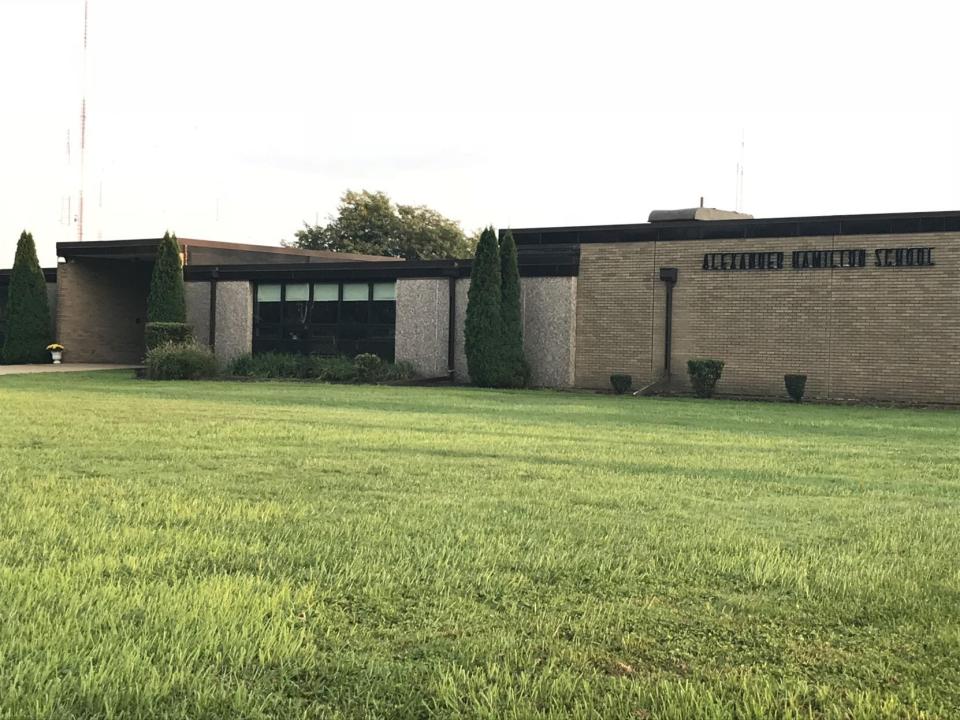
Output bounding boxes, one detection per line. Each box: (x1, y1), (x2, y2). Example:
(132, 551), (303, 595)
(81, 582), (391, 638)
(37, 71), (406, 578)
(50, 351), (62, 364)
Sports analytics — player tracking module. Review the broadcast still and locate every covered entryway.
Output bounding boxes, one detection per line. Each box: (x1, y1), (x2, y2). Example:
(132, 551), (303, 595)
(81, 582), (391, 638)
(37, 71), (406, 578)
(56, 241), (158, 363)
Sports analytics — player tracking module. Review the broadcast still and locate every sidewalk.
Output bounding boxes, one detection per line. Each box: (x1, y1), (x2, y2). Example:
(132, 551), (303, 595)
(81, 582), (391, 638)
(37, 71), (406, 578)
(0, 363), (141, 376)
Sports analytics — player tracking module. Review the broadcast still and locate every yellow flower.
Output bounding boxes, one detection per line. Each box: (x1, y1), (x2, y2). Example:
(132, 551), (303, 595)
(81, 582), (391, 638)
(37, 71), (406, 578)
(46, 343), (64, 351)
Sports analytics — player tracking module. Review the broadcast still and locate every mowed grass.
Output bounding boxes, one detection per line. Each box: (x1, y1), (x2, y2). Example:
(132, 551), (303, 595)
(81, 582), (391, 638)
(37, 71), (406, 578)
(0, 372), (958, 720)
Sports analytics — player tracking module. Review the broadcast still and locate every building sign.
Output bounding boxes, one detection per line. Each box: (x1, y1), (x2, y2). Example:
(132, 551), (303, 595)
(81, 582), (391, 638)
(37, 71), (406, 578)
(702, 247), (936, 271)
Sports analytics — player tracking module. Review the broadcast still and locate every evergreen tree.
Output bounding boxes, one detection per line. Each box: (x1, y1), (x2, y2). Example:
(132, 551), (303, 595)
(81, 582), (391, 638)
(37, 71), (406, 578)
(464, 227), (502, 386)
(2, 231), (52, 364)
(147, 232), (186, 323)
(498, 230), (528, 387)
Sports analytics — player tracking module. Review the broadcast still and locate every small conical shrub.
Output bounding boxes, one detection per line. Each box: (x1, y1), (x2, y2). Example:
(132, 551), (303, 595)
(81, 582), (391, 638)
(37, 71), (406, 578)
(784, 374), (807, 403)
(2, 231), (51, 364)
(498, 230), (528, 387)
(147, 232), (186, 323)
(464, 227), (502, 387)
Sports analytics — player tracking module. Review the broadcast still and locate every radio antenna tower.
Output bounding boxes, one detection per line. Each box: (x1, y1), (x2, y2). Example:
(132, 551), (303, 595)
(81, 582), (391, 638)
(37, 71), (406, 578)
(77, 0), (89, 241)
(735, 129), (745, 212)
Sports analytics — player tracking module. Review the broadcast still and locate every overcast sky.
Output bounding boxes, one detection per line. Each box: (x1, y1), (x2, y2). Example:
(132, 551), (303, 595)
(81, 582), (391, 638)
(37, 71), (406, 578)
(1, 0), (958, 266)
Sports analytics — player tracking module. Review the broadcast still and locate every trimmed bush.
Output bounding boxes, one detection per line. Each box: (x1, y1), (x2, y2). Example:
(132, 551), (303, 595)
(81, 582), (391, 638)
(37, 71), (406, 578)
(687, 359), (725, 398)
(464, 227), (502, 387)
(226, 353), (412, 384)
(498, 230), (528, 388)
(353, 353), (384, 383)
(147, 232), (186, 323)
(382, 360), (416, 383)
(305, 355), (357, 382)
(610, 374), (633, 395)
(145, 321), (193, 350)
(145, 342), (218, 380)
(785, 374), (808, 403)
(229, 352), (308, 379)
(2, 231), (51, 364)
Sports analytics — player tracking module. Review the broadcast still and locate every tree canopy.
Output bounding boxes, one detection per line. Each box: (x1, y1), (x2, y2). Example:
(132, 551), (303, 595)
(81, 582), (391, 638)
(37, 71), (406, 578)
(292, 190), (472, 260)
(2, 231), (52, 364)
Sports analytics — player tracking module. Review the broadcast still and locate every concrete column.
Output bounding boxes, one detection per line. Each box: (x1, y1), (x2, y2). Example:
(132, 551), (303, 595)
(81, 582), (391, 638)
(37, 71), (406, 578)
(453, 279), (470, 383)
(452, 276), (578, 388)
(213, 281), (252, 364)
(521, 276), (577, 387)
(184, 281), (211, 347)
(395, 278), (450, 378)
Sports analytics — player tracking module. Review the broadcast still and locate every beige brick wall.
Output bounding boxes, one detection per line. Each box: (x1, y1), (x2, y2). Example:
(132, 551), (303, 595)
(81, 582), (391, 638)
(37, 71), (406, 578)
(575, 233), (960, 403)
(575, 243), (657, 389)
(56, 259), (152, 363)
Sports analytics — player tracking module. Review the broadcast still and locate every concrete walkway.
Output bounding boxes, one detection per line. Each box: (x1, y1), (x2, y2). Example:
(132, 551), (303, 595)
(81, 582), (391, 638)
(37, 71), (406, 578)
(0, 363), (141, 376)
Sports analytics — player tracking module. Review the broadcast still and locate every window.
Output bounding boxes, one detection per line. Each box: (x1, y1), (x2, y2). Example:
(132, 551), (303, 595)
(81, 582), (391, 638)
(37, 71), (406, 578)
(371, 282), (396, 325)
(253, 280), (396, 360)
(256, 283), (282, 324)
(310, 284), (338, 324)
(340, 283), (370, 324)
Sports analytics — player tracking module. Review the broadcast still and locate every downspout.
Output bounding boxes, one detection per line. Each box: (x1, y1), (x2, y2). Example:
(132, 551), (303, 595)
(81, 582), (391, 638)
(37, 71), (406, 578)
(208, 269), (218, 350)
(447, 273), (456, 379)
(659, 267), (678, 380)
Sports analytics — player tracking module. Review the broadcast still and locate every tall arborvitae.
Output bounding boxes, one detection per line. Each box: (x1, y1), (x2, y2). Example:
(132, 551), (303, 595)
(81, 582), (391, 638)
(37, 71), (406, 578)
(147, 232), (186, 323)
(498, 230), (528, 387)
(2, 231), (51, 364)
(464, 226), (502, 386)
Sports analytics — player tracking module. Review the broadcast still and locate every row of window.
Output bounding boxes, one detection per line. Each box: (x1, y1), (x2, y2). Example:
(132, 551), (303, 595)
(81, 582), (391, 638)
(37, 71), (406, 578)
(253, 281), (396, 359)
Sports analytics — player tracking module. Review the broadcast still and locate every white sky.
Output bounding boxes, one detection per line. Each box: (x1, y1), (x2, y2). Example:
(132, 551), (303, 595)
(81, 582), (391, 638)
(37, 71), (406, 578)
(1, 0), (958, 266)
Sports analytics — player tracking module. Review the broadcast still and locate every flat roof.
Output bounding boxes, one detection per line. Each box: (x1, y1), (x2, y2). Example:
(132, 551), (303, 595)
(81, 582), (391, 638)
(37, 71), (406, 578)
(506, 209), (960, 245)
(183, 245), (580, 282)
(56, 237), (396, 263)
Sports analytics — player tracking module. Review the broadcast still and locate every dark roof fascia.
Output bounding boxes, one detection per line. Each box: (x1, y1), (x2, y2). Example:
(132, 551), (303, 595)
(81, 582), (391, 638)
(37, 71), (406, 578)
(183, 247), (579, 282)
(505, 209), (960, 246)
(57, 239), (160, 259)
(0, 267), (57, 284)
(56, 238), (393, 263)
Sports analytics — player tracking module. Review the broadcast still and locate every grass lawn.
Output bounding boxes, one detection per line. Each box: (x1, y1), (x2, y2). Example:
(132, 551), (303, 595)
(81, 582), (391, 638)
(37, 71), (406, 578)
(0, 371), (958, 719)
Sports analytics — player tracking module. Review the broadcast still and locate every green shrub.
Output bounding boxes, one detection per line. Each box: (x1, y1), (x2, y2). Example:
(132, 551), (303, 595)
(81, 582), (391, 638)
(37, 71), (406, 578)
(147, 232), (186, 323)
(382, 360), (416, 383)
(2, 231), (51, 364)
(610, 374), (632, 394)
(145, 342), (218, 380)
(464, 227), (502, 387)
(145, 322), (193, 350)
(353, 353), (384, 383)
(229, 352), (306, 379)
(305, 355), (357, 382)
(784, 374), (807, 403)
(227, 352), (414, 383)
(687, 359), (725, 398)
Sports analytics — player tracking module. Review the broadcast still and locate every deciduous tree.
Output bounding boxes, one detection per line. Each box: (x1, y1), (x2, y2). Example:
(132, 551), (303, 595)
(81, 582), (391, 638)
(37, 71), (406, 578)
(293, 190), (472, 259)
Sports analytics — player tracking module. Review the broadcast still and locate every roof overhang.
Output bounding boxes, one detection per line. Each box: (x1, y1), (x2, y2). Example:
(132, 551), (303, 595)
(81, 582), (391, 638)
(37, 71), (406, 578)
(55, 238), (397, 263)
(508, 209), (960, 246)
(183, 245), (579, 282)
